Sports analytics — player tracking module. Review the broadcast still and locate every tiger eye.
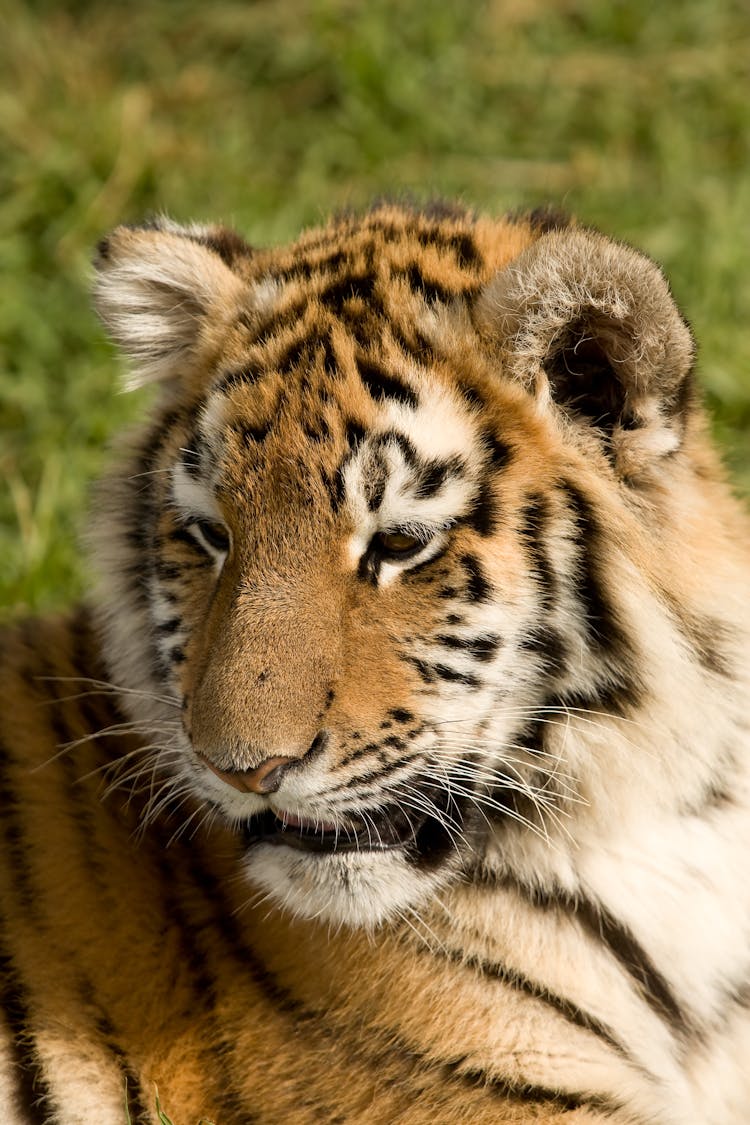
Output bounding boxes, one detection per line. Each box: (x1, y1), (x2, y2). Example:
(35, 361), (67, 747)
(196, 518), (230, 553)
(376, 531), (423, 555)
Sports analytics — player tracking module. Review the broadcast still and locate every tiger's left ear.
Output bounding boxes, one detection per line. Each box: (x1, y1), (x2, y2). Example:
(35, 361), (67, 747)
(474, 229), (696, 477)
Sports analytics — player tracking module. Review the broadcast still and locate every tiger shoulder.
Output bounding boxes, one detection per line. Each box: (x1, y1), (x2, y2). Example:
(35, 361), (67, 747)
(1, 201), (749, 1124)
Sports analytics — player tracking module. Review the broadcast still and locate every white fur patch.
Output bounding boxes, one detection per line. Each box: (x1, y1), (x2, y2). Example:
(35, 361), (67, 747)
(243, 843), (455, 929)
(171, 463), (223, 521)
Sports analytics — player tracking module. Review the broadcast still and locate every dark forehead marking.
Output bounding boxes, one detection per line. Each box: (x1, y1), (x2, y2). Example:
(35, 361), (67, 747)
(274, 249), (350, 281)
(319, 271), (379, 312)
(371, 429), (419, 468)
(238, 419), (273, 445)
(215, 359), (267, 394)
(399, 263), (476, 305)
(356, 355), (419, 410)
(269, 336), (312, 377)
(250, 300), (309, 348)
(320, 332), (339, 377)
(388, 321), (436, 366)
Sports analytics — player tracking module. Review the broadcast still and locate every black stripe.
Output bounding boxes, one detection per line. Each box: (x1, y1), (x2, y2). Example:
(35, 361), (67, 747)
(519, 205), (572, 235)
(145, 844), (262, 1125)
(401, 264), (458, 305)
(430, 663), (480, 688)
(343, 418), (366, 449)
(486, 874), (691, 1038)
(93, 1008), (152, 1125)
(459, 383), (486, 410)
(445, 231), (483, 269)
(413, 458), (452, 499)
(319, 272), (377, 311)
(435, 633), (501, 662)
(372, 429), (419, 466)
(557, 480), (632, 660)
(238, 419), (273, 444)
(275, 249), (348, 282)
(0, 717), (55, 1120)
(363, 451), (388, 513)
(574, 898), (689, 1036)
(178, 432), (203, 477)
(302, 416), (331, 443)
(356, 356), (419, 409)
(512, 715), (549, 757)
(216, 361), (266, 392)
(554, 679), (642, 719)
(459, 553), (492, 604)
(320, 465), (345, 514)
(164, 526), (212, 560)
(660, 592), (733, 678)
(517, 627), (568, 677)
(404, 655), (436, 685)
(446, 1059), (621, 1114)
(155, 617), (182, 636)
(0, 744), (41, 919)
(252, 301), (307, 348)
(441, 947), (636, 1067)
(463, 476), (499, 537)
(389, 320), (436, 364)
(0, 932), (55, 1123)
(275, 334), (314, 374)
(482, 431), (513, 470)
(517, 493), (557, 609)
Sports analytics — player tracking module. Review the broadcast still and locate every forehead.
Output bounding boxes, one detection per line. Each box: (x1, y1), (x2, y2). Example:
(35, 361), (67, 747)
(197, 212), (498, 459)
(172, 207), (538, 529)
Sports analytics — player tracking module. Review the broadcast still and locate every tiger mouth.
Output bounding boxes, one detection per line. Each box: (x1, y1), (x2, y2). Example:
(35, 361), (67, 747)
(242, 795), (458, 861)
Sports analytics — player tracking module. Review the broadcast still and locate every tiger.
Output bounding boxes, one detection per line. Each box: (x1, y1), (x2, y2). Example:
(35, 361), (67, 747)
(1, 200), (749, 1125)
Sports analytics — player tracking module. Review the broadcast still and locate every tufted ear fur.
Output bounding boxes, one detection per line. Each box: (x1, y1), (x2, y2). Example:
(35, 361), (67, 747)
(93, 219), (251, 390)
(474, 229), (696, 477)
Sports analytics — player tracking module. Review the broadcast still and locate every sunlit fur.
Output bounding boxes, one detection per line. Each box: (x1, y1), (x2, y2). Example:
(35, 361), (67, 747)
(1, 203), (749, 1123)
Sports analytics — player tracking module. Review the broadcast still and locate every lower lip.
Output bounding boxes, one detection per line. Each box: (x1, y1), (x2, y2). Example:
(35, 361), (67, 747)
(274, 810), (339, 834)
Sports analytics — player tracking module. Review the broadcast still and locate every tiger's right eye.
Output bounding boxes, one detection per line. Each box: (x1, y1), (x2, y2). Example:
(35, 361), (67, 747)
(192, 518), (230, 554)
(371, 530), (427, 562)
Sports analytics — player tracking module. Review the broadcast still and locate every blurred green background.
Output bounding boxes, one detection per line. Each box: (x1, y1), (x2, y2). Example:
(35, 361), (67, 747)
(1, 0), (749, 614)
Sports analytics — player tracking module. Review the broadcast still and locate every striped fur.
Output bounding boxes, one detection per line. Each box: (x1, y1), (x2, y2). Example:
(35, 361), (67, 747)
(1, 203), (749, 1123)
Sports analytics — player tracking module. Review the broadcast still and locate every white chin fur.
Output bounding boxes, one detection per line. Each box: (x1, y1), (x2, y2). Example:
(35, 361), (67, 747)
(243, 843), (453, 929)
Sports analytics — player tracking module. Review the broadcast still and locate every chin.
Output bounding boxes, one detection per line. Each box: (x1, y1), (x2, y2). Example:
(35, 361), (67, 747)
(242, 842), (456, 930)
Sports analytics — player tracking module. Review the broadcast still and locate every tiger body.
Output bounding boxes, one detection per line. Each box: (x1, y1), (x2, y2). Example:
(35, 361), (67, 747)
(1, 203), (749, 1123)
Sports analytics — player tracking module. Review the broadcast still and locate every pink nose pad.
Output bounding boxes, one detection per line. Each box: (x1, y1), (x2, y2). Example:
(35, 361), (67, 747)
(198, 754), (292, 795)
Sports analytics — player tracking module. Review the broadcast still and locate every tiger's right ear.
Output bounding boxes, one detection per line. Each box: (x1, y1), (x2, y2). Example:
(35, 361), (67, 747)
(93, 219), (251, 390)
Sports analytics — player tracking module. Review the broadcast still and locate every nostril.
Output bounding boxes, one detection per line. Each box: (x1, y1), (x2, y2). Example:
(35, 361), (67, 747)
(198, 753), (293, 795)
(253, 757), (291, 794)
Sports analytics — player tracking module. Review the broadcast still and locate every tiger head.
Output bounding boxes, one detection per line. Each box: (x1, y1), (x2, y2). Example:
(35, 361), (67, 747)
(91, 204), (743, 928)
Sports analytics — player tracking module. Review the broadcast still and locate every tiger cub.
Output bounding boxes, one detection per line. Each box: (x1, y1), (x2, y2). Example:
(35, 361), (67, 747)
(1, 203), (749, 1124)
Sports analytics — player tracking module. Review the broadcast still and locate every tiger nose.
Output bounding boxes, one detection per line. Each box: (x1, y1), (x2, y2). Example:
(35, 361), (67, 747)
(200, 755), (293, 795)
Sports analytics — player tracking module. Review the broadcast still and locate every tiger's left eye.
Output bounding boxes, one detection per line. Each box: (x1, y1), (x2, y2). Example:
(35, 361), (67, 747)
(373, 531), (425, 559)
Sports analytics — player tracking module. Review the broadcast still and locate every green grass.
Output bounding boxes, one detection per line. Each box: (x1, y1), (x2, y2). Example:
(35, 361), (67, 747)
(124, 1083), (214, 1125)
(2, 0), (749, 613)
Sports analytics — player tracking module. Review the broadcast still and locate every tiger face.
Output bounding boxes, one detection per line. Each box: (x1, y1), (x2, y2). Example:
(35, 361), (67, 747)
(92, 204), (721, 929)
